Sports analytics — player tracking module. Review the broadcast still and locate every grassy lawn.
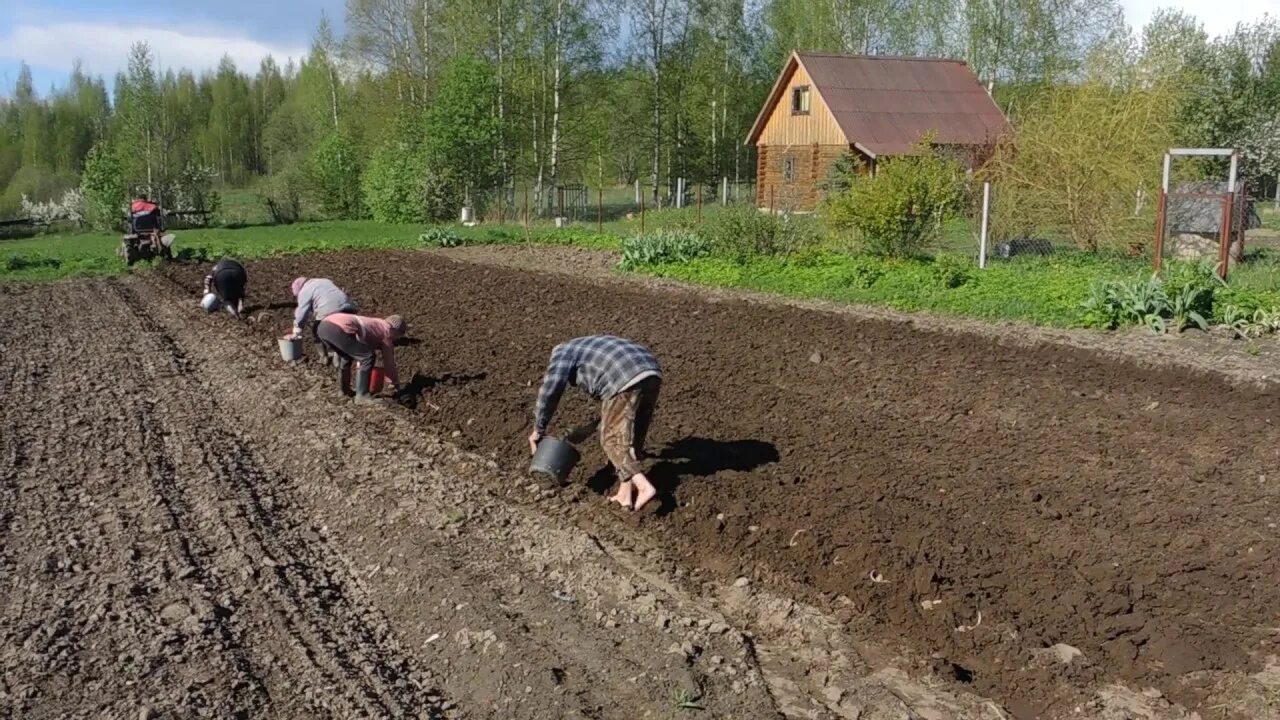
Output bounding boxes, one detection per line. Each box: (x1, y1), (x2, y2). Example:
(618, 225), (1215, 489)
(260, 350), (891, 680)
(5, 213), (1278, 330)
(640, 251), (1148, 327)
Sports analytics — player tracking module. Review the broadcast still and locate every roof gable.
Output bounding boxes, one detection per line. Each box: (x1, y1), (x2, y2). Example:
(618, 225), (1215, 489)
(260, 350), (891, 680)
(747, 52), (1009, 157)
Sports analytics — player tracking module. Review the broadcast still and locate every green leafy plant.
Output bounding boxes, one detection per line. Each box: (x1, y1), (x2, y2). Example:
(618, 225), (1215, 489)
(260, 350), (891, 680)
(701, 207), (819, 262)
(823, 137), (963, 258)
(834, 257), (884, 289)
(309, 128), (366, 219)
(1219, 304), (1280, 338)
(619, 229), (710, 270)
(420, 227), (464, 247)
(79, 142), (128, 231)
(668, 687), (705, 711)
(927, 253), (975, 289)
(1081, 275), (1171, 332)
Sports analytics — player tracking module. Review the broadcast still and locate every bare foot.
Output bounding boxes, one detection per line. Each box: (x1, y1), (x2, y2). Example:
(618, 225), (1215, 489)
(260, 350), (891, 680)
(632, 474), (657, 511)
(611, 481), (634, 509)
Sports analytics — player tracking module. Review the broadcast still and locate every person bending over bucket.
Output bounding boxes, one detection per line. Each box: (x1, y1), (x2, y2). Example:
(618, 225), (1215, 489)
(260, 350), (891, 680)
(288, 276), (358, 365)
(202, 258), (248, 318)
(528, 335), (662, 511)
(317, 312), (405, 403)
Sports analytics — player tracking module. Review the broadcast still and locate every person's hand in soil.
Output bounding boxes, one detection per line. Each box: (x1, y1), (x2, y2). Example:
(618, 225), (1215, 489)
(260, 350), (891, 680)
(528, 430), (542, 455)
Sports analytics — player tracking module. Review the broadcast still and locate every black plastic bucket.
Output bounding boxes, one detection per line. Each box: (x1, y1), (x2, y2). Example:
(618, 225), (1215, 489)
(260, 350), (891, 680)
(530, 436), (580, 483)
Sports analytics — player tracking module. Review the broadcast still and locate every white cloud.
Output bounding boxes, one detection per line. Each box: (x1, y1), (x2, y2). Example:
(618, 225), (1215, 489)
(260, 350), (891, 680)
(0, 21), (308, 80)
(1120, 0), (1274, 39)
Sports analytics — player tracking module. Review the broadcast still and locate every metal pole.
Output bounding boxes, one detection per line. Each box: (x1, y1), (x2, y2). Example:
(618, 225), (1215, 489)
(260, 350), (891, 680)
(1218, 192), (1233, 280)
(978, 182), (991, 269)
(640, 194), (646, 234)
(1152, 190), (1167, 272)
(597, 188), (603, 233)
(722, 176), (728, 206)
(635, 179), (640, 206)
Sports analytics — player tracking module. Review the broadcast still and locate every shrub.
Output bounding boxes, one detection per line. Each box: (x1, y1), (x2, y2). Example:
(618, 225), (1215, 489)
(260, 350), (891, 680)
(80, 142), (128, 231)
(21, 189), (84, 226)
(308, 129), (365, 219)
(259, 164), (306, 224)
(1219, 305), (1280, 338)
(420, 227), (464, 247)
(702, 207), (819, 262)
(421, 165), (463, 222)
(824, 140), (963, 258)
(363, 142), (425, 224)
(982, 82), (1181, 253)
(619, 229), (710, 270)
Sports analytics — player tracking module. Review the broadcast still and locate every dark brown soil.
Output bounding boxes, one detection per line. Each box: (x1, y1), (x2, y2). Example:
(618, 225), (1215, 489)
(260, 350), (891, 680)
(156, 250), (1280, 719)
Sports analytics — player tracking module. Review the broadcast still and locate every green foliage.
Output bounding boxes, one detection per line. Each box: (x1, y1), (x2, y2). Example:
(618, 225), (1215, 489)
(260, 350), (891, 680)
(927, 254), (975, 289)
(824, 142), (963, 258)
(363, 141), (425, 224)
(620, 229), (711, 270)
(308, 129), (366, 218)
(420, 165), (464, 222)
(420, 226), (464, 247)
(1219, 305), (1280, 338)
(1080, 263), (1223, 332)
(701, 207), (819, 262)
(983, 81), (1181, 252)
(259, 163), (306, 224)
(79, 142), (127, 231)
(421, 57), (501, 201)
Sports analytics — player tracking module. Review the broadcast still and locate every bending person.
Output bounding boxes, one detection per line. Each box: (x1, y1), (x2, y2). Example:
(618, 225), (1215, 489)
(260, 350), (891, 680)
(528, 335), (662, 511)
(317, 312), (406, 403)
(289, 277), (358, 365)
(203, 258), (247, 318)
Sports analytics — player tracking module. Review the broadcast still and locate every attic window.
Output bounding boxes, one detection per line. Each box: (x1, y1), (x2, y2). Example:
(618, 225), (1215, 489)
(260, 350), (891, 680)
(791, 85), (810, 115)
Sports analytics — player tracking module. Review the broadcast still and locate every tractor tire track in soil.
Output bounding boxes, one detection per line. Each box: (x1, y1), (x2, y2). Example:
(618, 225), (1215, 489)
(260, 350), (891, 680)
(157, 249), (1280, 719)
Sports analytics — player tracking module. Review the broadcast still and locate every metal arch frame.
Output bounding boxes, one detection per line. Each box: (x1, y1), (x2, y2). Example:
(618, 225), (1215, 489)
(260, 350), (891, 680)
(1153, 148), (1241, 279)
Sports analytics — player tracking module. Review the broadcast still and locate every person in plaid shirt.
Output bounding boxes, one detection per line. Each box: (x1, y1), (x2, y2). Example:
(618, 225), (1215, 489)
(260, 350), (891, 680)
(529, 335), (662, 511)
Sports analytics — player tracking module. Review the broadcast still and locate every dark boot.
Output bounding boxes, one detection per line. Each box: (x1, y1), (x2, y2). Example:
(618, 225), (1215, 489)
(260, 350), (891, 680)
(354, 366), (380, 405)
(339, 363), (354, 397)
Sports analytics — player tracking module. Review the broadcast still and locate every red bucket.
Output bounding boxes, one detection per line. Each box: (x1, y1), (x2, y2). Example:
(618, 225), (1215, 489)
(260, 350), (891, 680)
(369, 367), (386, 394)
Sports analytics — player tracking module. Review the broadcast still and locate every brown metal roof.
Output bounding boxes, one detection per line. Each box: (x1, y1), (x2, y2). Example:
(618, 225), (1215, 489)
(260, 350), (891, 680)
(746, 52), (1009, 157)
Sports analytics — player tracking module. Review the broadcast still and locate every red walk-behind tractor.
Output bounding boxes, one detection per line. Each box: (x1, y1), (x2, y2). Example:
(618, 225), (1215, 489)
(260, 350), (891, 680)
(119, 202), (175, 266)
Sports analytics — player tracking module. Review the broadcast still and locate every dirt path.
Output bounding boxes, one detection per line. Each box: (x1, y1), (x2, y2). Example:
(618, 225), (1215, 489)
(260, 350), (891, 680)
(155, 249), (1280, 719)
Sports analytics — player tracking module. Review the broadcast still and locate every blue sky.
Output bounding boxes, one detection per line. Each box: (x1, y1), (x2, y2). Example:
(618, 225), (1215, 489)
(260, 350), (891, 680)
(2, 0), (1274, 96)
(1, 0), (343, 94)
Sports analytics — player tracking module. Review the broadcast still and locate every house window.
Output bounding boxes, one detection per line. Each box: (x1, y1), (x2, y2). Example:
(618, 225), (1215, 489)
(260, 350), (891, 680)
(783, 157), (796, 183)
(791, 85), (810, 115)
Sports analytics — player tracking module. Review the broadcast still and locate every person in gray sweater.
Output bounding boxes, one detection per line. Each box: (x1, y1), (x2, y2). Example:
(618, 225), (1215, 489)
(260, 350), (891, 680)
(289, 277), (358, 364)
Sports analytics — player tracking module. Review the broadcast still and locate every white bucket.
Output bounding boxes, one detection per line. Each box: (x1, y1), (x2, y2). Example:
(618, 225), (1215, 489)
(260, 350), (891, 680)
(200, 293), (221, 312)
(278, 336), (302, 362)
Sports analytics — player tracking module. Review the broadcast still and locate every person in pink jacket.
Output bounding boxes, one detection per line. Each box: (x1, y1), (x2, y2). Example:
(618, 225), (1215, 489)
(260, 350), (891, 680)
(316, 312), (406, 403)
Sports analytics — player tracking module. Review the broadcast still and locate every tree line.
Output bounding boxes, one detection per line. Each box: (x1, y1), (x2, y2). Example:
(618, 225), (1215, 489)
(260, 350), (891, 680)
(1, 0), (1277, 226)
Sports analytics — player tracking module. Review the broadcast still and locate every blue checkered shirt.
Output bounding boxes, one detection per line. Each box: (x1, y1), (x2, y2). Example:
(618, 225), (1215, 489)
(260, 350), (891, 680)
(534, 336), (661, 432)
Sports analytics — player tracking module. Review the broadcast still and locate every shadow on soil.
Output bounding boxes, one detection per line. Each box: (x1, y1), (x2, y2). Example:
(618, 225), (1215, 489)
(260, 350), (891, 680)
(588, 437), (780, 515)
(397, 371), (488, 409)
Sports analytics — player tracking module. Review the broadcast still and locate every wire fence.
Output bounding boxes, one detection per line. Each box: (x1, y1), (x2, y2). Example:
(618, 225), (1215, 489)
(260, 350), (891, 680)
(471, 179), (758, 226)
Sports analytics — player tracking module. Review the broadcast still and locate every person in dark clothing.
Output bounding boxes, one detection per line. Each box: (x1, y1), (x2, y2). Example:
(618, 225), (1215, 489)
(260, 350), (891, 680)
(203, 258), (248, 318)
(528, 335), (662, 511)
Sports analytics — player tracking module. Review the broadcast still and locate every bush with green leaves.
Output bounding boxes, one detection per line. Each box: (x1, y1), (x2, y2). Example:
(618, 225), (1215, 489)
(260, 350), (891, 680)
(363, 142), (424, 224)
(619, 229), (711, 270)
(823, 142), (963, 258)
(308, 129), (365, 219)
(420, 227), (464, 247)
(701, 207), (819, 262)
(80, 142), (128, 231)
